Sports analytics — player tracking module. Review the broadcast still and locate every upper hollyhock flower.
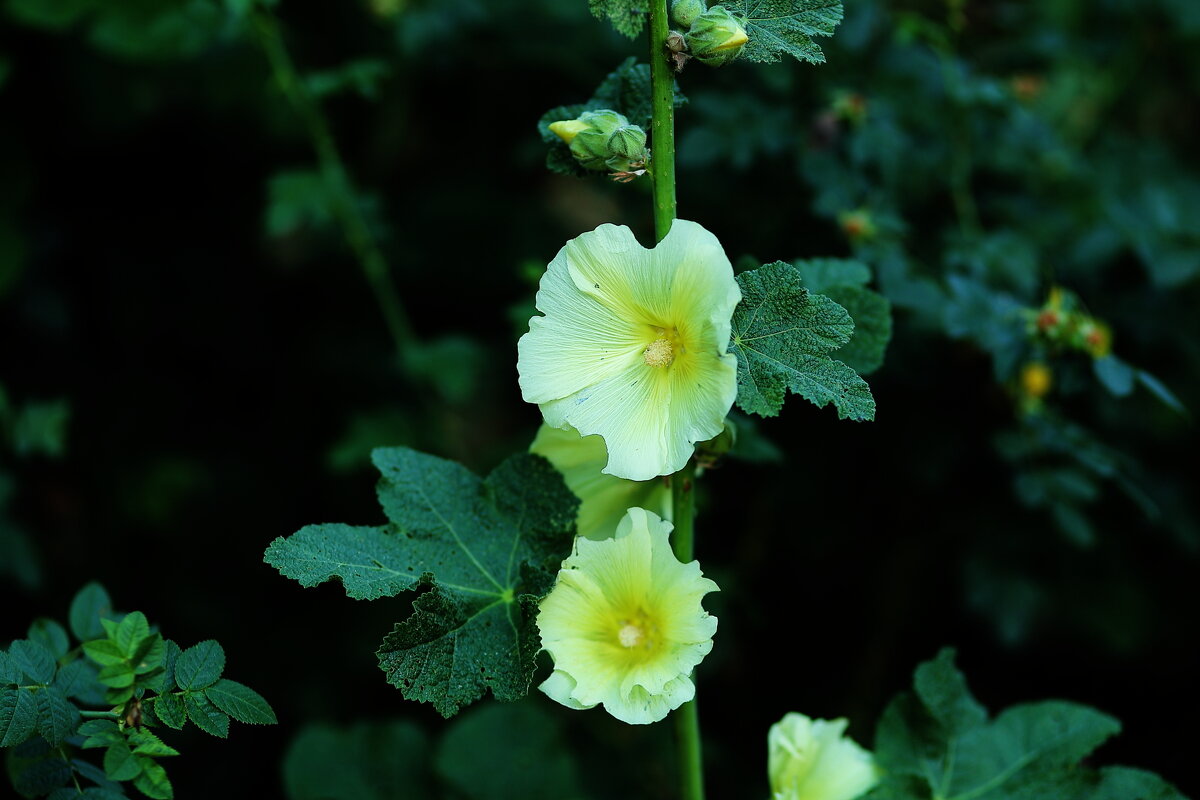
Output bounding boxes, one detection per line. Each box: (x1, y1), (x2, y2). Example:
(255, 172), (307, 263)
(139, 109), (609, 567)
(518, 220), (741, 482)
(530, 423), (671, 541)
(768, 713), (880, 800)
(536, 507), (718, 725)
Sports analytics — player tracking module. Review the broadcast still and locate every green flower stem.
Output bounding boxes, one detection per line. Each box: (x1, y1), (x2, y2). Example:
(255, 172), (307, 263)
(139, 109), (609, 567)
(671, 460), (704, 800)
(252, 9), (416, 359)
(78, 710), (119, 718)
(649, 0), (677, 243)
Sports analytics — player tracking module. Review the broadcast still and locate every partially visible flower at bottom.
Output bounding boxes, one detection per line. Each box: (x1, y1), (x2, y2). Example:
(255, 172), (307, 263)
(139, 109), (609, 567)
(530, 423), (671, 540)
(768, 713), (880, 800)
(537, 507), (718, 725)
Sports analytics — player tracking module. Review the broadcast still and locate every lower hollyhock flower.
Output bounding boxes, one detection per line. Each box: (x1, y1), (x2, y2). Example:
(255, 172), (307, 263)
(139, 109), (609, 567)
(530, 423), (671, 540)
(536, 507), (718, 725)
(517, 220), (741, 482)
(768, 713), (880, 800)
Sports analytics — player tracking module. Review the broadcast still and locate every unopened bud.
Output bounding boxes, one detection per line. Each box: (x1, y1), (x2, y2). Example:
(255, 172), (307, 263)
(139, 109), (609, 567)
(671, 0), (707, 28)
(607, 125), (648, 161)
(685, 6), (748, 66)
(568, 109), (632, 172)
(548, 119), (589, 144)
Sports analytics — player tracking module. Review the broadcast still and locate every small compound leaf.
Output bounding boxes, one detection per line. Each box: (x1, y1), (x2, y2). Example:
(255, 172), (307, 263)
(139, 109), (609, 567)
(52, 659), (99, 700)
(114, 612), (150, 659)
(103, 741), (143, 781)
(128, 728), (181, 757)
(9, 639), (57, 684)
(36, 686), (81, 745)
(83, 640), (128, 667)
(152, 693), (186, 730)
(70, 582), (114, 642)
(174, 641), (225, 691)
(204, 679), (277, 725)
(132, 758), (174, 800)
(722, 0), (843, 64)
(27, 619), (70, 660)
(184, 692), (230, 738)
(1, 686), (39, 746)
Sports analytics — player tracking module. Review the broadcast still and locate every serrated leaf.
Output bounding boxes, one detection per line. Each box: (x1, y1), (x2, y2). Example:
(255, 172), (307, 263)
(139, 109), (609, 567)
(52, 659), (98, 700)
(794, 258), (892, 375)
(588, 0), (648, 38)
(267, 449), (577, 717)
(134, 635), (165, 675)
(174, 641), (225, 690)
(128, 728), (180, 757)
(729, 261), (875, 420)
(133, 758), (174, 800)
(0, 651), (19, 684)
(184, 692), (230, 738)
(28, 618), (70, 660)
(97, 663), (136, 688)
(80, 718), (124, 748)
(11, 756), (73, 796)
(204, 679), (277, 725)
(105, 685), (135, 705)
(104, 742), (143, 781)
(70, 582), (114, 642)
(152, 693), (186, 730)
(1, 686), (39, 746)
(723, 0), (843, 64)
(36, 686), (81, 745)
(157, 640), (182, 694)
(9, 639), (56, 684)
(114, 611), (150, 658)
(83, 639), (128, 667)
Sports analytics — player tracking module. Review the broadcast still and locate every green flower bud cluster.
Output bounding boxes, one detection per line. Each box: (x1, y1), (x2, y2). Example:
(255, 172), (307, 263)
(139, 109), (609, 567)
(1023, 287), (1112, 359)
(548, 110), (649, 175)
(668, 1), (749, 69)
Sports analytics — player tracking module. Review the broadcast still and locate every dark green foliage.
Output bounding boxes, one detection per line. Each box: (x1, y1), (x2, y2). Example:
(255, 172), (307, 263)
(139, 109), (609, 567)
(283, 720), (433, 800)
(3, 584), (274, 799)
(722, 0), (843, 63)
(588, 0), (649, 38)
(870, 650), (1186, 800)
(793, 258), (892, 374)
(730, 261), (875, 420)
(265, 448), (578, 717)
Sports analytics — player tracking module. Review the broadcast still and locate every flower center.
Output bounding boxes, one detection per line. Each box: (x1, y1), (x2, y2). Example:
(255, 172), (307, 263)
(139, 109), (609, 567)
(643, 337), (675, 368)
(618, 623), (645, 648)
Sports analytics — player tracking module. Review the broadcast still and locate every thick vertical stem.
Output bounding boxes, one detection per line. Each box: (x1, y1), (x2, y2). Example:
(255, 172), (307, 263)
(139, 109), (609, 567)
(253, 9), (415, 359)
(649, 0), (677, 243)
(670, 461), (704, 800)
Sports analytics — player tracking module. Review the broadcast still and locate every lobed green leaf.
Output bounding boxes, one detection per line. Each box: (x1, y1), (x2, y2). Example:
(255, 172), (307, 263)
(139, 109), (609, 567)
(730, 261), (875, 420)
(794, 258), (892, 375)
(588, 0), (648, 38)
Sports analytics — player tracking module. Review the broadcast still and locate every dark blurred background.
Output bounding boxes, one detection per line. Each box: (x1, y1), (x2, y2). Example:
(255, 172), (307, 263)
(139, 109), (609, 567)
(2, 0), (1197, 797)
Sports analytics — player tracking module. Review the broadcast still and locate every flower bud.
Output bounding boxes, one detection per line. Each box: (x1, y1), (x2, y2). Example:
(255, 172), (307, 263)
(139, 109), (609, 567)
(685, 6), (749, 66)
(568, 109), (633, 172)
(547, 119), (589, 144)
(671, 0), (707, 28)
(606, 124), (648, 167)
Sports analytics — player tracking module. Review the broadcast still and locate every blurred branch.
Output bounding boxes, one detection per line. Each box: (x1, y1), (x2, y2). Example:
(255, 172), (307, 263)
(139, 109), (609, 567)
(252, 8), (416, 359)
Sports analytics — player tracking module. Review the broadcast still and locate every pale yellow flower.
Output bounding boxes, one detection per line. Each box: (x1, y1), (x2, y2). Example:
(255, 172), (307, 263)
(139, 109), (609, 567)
(517, 220), (741, 482)
(537, 507), (718, 725)
(530, 423), (671, 540)
(768, 713), (880, 800)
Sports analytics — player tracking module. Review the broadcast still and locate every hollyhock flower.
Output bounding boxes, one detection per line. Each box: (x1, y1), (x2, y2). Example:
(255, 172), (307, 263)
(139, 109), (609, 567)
(530, 423), (671, 541)
(536, 507), (718, 725)
(768, 713), (880, 800)
(518, 220), (741, 482)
